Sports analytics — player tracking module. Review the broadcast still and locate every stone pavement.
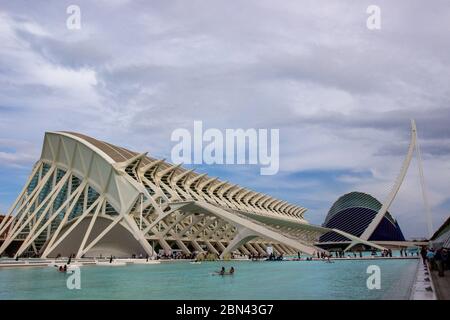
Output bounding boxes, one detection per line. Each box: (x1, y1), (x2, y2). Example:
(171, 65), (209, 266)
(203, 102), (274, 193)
(430, 267), (450, 300)
(411, 260), (436, 300)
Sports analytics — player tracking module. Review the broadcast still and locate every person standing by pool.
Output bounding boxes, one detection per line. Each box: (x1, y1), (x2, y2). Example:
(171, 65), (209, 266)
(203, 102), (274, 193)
(435, 249), (444, 277)
(420, 247), (427, 264)
(442, 248), (449, 271)
(426, 249), (435, 270)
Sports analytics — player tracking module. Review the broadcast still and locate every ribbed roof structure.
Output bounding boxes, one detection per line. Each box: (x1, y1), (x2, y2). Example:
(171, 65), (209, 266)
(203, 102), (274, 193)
(0, 132), (382, 258)
(320, 192), (405, 243)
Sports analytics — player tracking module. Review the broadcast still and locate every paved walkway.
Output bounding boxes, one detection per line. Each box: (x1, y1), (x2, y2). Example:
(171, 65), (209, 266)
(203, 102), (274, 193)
(430, 267), (450, 300)
(411, 260), (436, 300)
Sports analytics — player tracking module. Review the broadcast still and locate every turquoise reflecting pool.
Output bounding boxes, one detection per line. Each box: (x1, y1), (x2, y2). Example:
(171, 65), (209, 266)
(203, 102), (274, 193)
(0, 259), (418, 300)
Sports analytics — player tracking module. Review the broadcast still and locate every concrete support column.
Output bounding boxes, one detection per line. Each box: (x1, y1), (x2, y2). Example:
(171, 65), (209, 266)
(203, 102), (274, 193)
(219, 228), (257, 259)
(252, 242), (266, 255)
(245, 243), (259, 255)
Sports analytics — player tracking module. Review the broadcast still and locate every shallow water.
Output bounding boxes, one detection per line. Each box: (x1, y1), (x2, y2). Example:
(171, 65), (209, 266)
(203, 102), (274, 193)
(0, 259), (418, 300)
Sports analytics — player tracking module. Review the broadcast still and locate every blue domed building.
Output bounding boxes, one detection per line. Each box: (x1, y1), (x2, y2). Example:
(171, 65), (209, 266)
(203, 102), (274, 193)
(319, 192), (405, 248)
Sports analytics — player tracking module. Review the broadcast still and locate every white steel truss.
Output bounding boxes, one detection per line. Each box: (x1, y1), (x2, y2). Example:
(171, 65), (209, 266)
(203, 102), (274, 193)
(0, 131), (383, 258)
(342, 119), (433, 251)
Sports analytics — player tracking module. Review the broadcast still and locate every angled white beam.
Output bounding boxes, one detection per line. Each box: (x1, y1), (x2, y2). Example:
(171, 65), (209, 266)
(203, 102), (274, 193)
(156, 163), (182, 181)
(15, 179), (85, 257)
(172, 168), (195, 184)
(79, 215), (124, 257)
(0, 161), (42, 232)
(76, 197), (104, 258)
(42, 196), (103, 258)
(360, 120), (416, 241)
(114, 152), (148, 171)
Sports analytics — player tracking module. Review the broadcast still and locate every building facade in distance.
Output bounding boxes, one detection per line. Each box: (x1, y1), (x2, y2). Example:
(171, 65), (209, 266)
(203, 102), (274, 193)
(0, 132), (379, 259)
(319, 191), (406, 250)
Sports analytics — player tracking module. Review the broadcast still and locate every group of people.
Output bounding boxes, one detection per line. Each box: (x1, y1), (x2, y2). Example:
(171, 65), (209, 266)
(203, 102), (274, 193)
(266, 252), (284, 261)
(314, 251), (349, 259)
(156, 252), (197, 260)
(217, 266), (235, 275)
(55, 254), (73, 271)
(421, 246), (449, 277)
(399, 248), (418, 257)
(247, 252), (284, 261)
(57, 264), (68, 272)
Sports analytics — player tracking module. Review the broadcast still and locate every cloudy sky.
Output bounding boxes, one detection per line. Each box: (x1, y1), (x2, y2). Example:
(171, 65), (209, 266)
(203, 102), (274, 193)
(0, 0), (449, 238)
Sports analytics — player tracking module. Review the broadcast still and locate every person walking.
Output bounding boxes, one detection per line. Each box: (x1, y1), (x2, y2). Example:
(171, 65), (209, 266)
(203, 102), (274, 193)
(426, 249), (435, 270)
(420, 247), (427, 264)
(442, 248), (449, 270)
(435, 249), (445, 277)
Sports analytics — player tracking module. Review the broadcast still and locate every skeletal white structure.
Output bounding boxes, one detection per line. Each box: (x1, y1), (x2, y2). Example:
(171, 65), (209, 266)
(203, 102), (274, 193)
(345, 119), (433, 250)
(0, 132), (381, 259)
